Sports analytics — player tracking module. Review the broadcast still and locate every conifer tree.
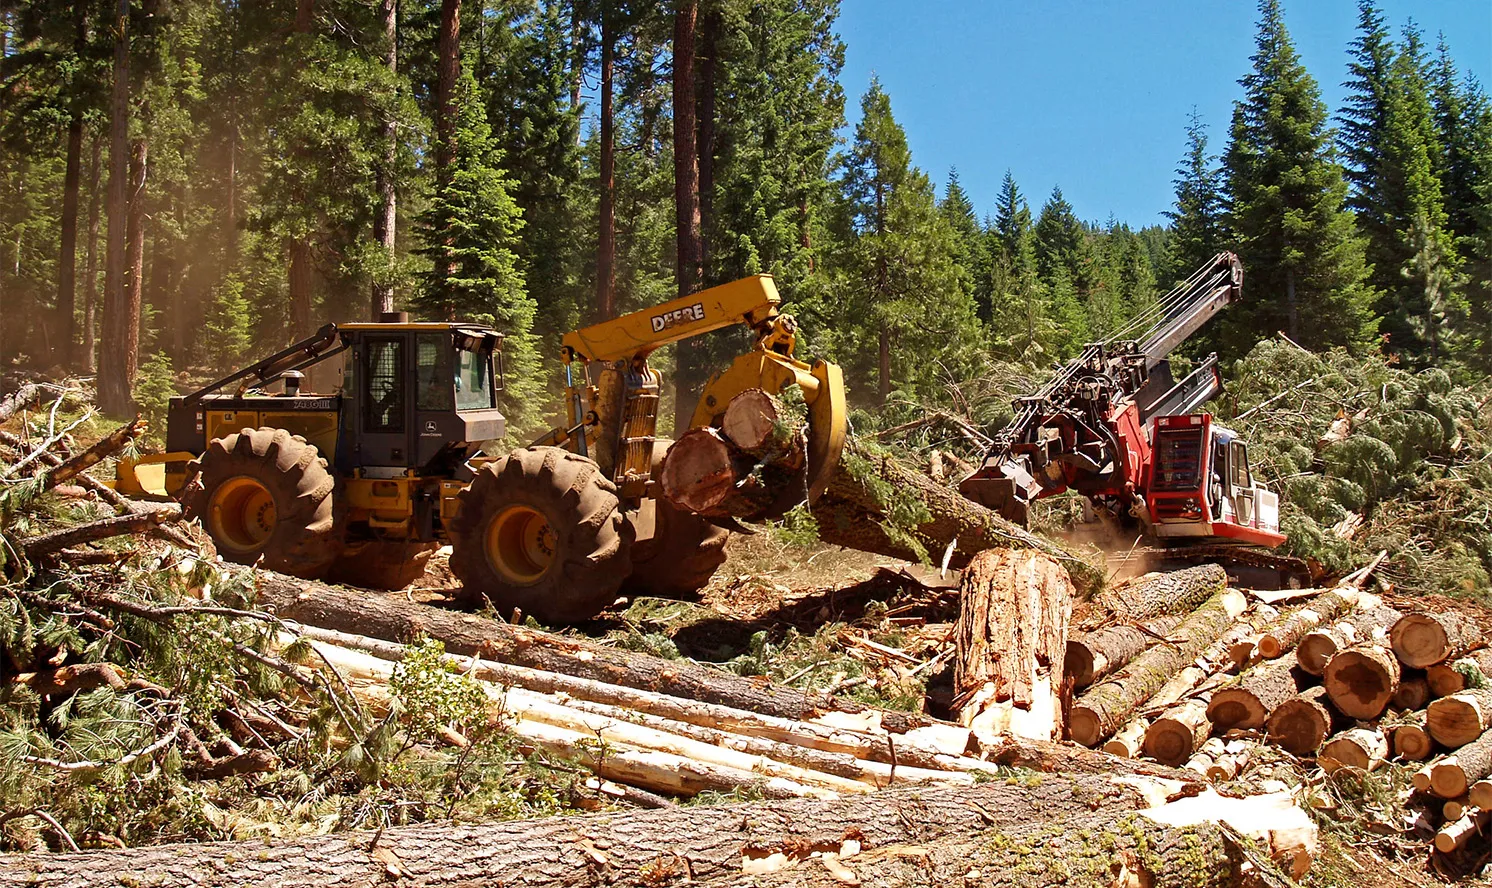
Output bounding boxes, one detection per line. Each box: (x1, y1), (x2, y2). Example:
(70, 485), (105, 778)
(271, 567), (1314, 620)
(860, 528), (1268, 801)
(415, 70), (539, 429)
(1221, 0), (1376, 356)
(1033, 185), (1082, 284)
(1165, 110), (1225, 284)
(941, 169), (990, 319)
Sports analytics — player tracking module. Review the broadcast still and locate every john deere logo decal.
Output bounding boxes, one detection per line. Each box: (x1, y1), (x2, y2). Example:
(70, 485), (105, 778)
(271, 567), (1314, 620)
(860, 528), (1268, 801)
(651, 302), (706, 333)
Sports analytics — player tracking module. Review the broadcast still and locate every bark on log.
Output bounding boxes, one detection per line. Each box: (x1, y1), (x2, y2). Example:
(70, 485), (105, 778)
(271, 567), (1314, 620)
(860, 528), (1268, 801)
(809, 442), (1104, 595)
(1431, 730), (1492, 799)
(1208, 659), (1305, 731)
(1318, 727), (1387, 773)
(1296, 606), (1400, 676)
(952, 549), (1072, 743)
(11, 663), (125, 697)
(1257, 588), (1362, 659)
(1391, 611), (1484, 669)
(1435, 808), (1490, 854)
(1427, 649), (1492, 697)
(1069, 589), (1246, 747)
(245, 572), (937, 735)
(1066, 615), (1185, 688)
(0, 779), (1244, 888)
(1428, 690), (1492, 749)
(0, 383), (47, 424)
(1144, 696), (1213, 766)
(1096, 564), (1228, 621)
(1265, 686), (1340, 756)
(1322, 644), (1401, 720)
(1388, 710), (1434, 761)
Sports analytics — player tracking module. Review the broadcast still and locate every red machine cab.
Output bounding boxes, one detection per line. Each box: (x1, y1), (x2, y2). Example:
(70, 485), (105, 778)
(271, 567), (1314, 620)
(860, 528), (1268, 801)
(1148, 413), (1285, 547)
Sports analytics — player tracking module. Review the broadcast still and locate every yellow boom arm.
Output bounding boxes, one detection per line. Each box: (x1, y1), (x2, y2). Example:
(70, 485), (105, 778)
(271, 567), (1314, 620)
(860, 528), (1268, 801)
(561, 275), (782, 362)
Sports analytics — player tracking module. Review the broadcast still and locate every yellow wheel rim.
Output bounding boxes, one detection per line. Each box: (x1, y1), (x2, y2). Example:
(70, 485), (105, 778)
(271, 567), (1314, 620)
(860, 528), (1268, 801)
(486, 504), (557, 585)
(208, 476), (277, 554)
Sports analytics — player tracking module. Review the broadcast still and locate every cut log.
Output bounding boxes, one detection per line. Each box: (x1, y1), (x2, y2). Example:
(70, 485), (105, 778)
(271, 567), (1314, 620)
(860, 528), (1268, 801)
(658, 427), (759, 517)
(1266, 686), (1340, 756)
(1443, 796), (1472, 822)
(1427, 649), (1492, 697)
(1144, 696), (1214, 766)
(0, 778), (1257, 888)
(1318, 727), (1387, 773)
(22, 503), (183, 559)
(0, 383), (46, 424)
(1435, 808), (1491, 854)
(1431, 730), (1492, 798)
(1184, 736), (1227, 777)
(1257, 588), (1363, 659)
(1470, 780), (1492, 811)
(951, 549), (1072, 743)
(1139, 605), (1283, 718)
(1104, 718), (1149, 758)
(1393, 672), (1431, 712)
(720, 388), (802, 458)
(1065, 615), (1185, 688)
(1296, 606), (1400, 676)
(1208, 659), (1305, 731)
(1322, 644), (1401, 720)
(1390, 611), (1484, 669)
(1097, 563), (1227, 621)
(1415, 761), (1437, 792)
(1069, 589), (1246, 747)
(245, 572), (936, 735)
(1389, 710), (1435, 761)
(1428, 690), (1492, 748)
(809, 442), (1105, 595)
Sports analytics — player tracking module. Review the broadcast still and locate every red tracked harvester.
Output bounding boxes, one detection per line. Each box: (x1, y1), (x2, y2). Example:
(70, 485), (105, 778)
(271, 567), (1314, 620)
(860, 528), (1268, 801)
(958, 252), (1304, 584)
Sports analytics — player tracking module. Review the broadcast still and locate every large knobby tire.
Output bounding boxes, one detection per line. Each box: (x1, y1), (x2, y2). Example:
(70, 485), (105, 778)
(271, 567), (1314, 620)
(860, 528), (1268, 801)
(185, 428), (340, 579)
(448, 447), (633, 624)
(624, 441), (729, 599)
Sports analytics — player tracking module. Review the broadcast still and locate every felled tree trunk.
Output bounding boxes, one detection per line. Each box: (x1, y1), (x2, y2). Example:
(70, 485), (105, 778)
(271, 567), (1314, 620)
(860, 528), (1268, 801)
(1257, 588), (1364, 659)
(245, 572), (935, 734)
(1066, 615), (1185, 688)
(1144, 696), (1214, 767)
(0, 779), (1258, 888)
(1393, 672), (1431, 711)
(1318, 727), (1387, 773)
(1266, 686), (1341, 756)
(952, 549), (1072, 742)
(1428, 690), (1492, 748)
(1323, 644), (1401, 720)
(1096, 564), (1227, 621)
(1428, 649), (1492, 697)
(1207, 659), (1306, 731)
(1069, 589), (1246, 747)
(1391, 611), (1484, 669)
(1295, 606), (1400, 676)
(1431, 729), (1492, 798)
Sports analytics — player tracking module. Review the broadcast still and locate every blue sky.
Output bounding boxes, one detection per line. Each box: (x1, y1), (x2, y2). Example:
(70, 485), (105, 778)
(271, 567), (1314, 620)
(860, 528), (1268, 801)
(834, 1), (1492, 227)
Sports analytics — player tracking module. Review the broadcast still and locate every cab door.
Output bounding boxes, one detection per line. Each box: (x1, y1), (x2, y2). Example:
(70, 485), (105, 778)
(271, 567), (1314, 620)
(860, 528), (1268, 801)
(358, 335), (415, 468)
(1229, 440), (1256, 527)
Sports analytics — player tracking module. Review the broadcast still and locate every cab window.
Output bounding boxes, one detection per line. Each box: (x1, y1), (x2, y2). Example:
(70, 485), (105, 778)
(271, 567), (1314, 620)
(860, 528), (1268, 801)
(364, 338), (405, 432)
(1230, 441), (1252, 489)
(416, 334), (455, 411)
(456, 348), (495, 411)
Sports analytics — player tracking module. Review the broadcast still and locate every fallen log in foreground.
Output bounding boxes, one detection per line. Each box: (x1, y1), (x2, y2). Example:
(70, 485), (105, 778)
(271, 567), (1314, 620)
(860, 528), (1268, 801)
(245, 571), (934, 735)
(0, 778), (1312, 888)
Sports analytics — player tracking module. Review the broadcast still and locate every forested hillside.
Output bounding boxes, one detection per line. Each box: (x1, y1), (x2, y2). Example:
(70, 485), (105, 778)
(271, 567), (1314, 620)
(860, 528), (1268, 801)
(0, 0), (1488, 442)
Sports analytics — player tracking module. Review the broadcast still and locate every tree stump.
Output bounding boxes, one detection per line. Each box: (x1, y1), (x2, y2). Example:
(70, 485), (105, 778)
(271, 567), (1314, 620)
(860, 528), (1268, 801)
(952, 549), (1073, 743)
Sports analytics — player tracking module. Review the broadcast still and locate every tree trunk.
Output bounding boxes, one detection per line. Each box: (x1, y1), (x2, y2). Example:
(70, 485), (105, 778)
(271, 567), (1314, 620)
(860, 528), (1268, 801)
(721, 388), (801, 456)
(670, 0), (704, 437)
(0, 779), (1259, 888)
(1096, 564), (1228, 621)
(244, 571), (935, 734)
(1393, 671), (1431, 711)
(1296, 605), (1400, 675)
(1266, 686), (1341, 756)
(1144, 696), (1213, 766)
(1207, 659), (1305, 731)
(877, 325), (891, 405)
(809, 442), (1105, 596)
(370, 0), (398, 319)
(1431, 729), (1492, 798)
(1429, 690), (1492, 749)
(97, 0), (132, 416)
(696, 7), (716, 275)
(1066, 615), (1186, 689)
(1069, 589), (1246, 747)
(1322, 643), (1401, 720)
(1428, 649), (1492, 697)
(1391, 611), (1484, 669)
(82, 132), (102, 372)
(288, 238), (313, 339)
(594, 7), (615, 321)
(952, 549), (1072, 743)
(1389, 710), (1434, 761)
(57, 34), (85, 367)
(435, 0), (459, 174)
(1257, 587), (1362, 659)
(1104, 718), (1148, 758)
(1319, 727), (1387, 773)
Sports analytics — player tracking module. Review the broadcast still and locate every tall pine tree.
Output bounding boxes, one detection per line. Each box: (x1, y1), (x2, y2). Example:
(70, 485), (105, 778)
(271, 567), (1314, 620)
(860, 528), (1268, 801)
(1165, 109), (1225, 284)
